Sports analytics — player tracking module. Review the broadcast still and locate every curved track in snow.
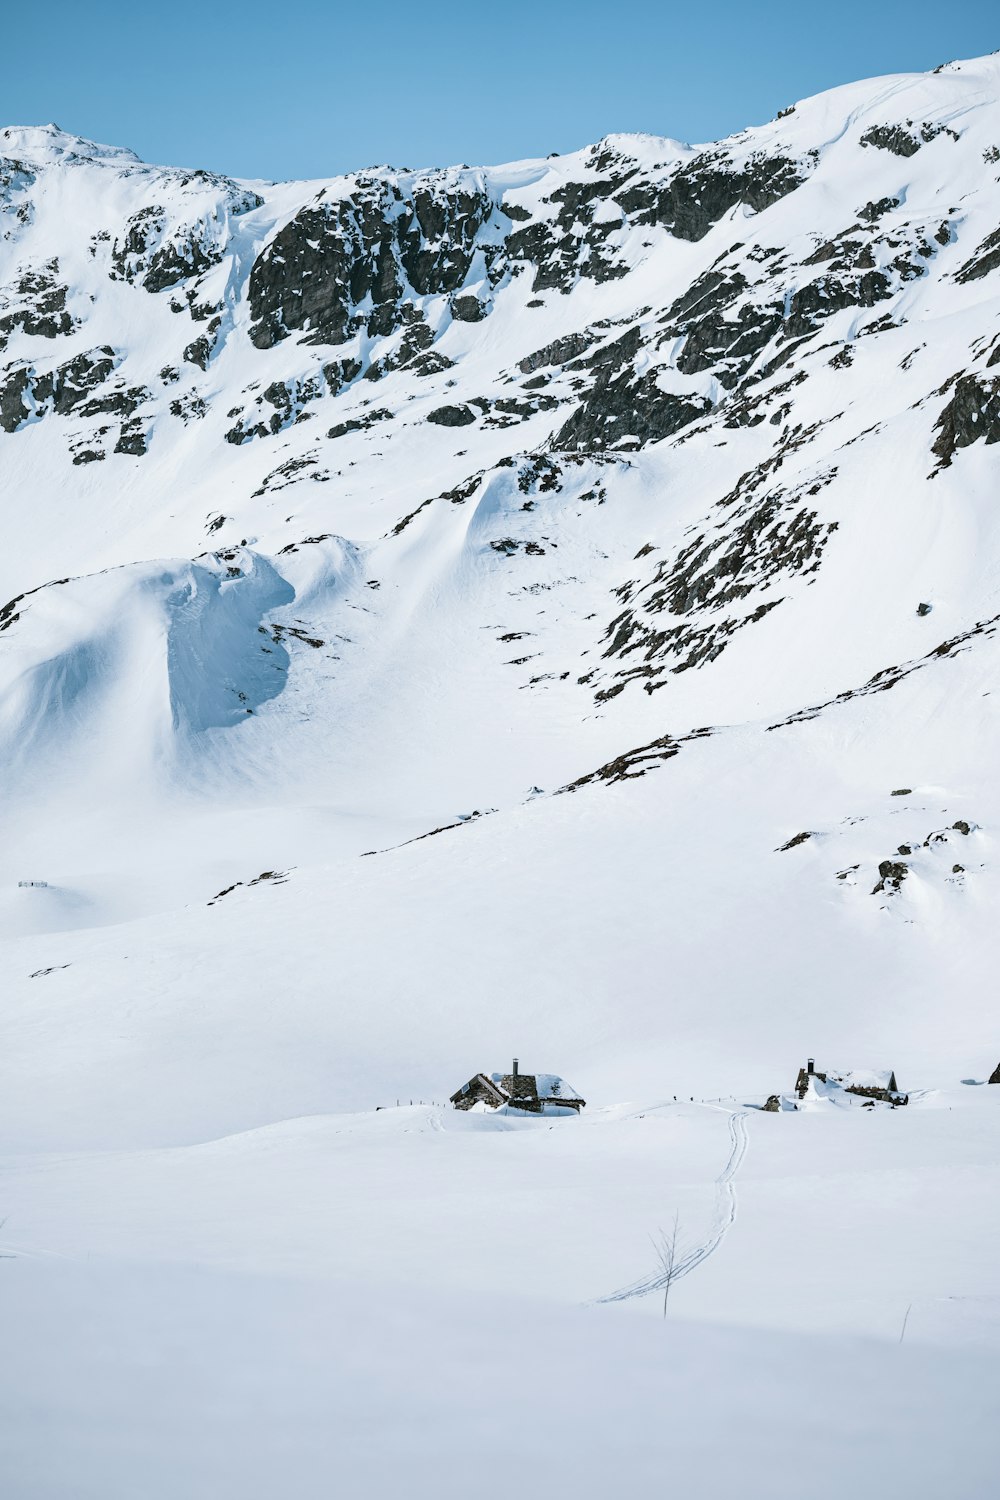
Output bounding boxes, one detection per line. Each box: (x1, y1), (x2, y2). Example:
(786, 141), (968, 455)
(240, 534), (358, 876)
(597, 1109), (749, 1305)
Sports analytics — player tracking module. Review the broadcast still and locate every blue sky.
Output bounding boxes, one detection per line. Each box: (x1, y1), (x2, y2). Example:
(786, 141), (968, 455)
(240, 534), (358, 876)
(4, 1), (996, 180)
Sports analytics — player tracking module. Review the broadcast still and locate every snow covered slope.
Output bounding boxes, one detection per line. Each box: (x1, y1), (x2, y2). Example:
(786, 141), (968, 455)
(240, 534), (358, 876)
(1, 55), (999, 1494)
(2, 55), (999, 1118)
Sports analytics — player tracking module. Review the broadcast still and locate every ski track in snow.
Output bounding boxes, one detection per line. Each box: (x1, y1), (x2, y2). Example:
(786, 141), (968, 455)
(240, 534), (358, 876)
(595, 1108), (749, 1305)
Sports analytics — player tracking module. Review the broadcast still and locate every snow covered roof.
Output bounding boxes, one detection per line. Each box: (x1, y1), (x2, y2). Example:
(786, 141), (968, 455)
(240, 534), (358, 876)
(826, 1068), (898, 1090)
(488, 1071), (583, 1101)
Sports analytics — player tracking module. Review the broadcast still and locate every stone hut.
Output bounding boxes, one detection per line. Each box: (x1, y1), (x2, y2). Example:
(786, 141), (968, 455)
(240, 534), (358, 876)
(794, 1058), (905, 1104)
(450, 1059), (585, 1115)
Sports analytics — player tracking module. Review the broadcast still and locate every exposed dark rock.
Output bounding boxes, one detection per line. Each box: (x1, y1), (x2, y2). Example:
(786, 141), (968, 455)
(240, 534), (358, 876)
(226, 372), (332, 443)
(0, 346), (118, 431)
(554, 367), (710, 450)
(248, 178), (497, 349)
(860, 125), (921, 157)
(186, 293), (223, 324)
(489, 536), (546, 557)
(183, 318), (221, 370)
(504, 149), (807, 295)
(872, 859), (908, 894)
(0, 259), (76, 348)
(111, 205), (218, 290)
(427, 403), (477, 427)
(783, 269), (893, 340)
(323, 357), (363, 395)
(518, 331), (594, 374)
(932, 373), (1000, 468)
(114, 418), (149, 456)
(955, 226), (1000, 284)
(327, 407), (392, 440)
(77, 384), (151, 420)
(616, 149), (807, 240)
(565, 733), (683, 788)
(596, 463), (837, 694)
(0, 574), (70, 632)
(562, 726), (713, 791)
(0, 364), (32, 431)
(506, 180), (628, 292)
(40, 347), (117, 413)
(406, 349), (455, 378)
(110, 179), (260, 292)
(777, 831), (812, 851)
(451, 293), (487, 322)
(660, 266), (782, 389)
(170, 391), (208, 422)
(858, 196), (901, 222)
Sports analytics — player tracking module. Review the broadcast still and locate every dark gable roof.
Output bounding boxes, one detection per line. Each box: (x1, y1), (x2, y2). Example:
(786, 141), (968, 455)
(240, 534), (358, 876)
(449, 1072), (507, 1105)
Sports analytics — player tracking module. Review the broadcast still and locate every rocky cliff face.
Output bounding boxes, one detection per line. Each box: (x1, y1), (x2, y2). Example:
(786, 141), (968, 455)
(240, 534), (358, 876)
(1, 58), (999, 855)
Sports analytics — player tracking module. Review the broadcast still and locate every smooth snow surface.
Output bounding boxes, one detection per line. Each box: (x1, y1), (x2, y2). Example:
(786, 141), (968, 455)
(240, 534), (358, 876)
(1, 51), (999, 1495)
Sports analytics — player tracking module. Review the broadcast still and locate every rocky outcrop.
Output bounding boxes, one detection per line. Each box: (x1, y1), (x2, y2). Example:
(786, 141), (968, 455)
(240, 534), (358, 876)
(518, 332), (594, 374)
(659, 265), (783, 390)
(247, 176), (502, 351)
(0, 346), (117, 431)
(593, 460), (839, 696)
(861, 125), (923, 158)
(498, 148), (808, 299)
(955, 226), (1000, 284)
(0, 156), (35, 232)
(111, 177), (261, 292)
(872, 859), (908, 894)
(932, 373), (1000, 467)
(860, 120), (956, 157)
(0, 259), (76, 348)
(616, 148), (808, 240)
(225, 372), (337, 445)
(427, 403), (477, 427)
(554, 325), (710, 447)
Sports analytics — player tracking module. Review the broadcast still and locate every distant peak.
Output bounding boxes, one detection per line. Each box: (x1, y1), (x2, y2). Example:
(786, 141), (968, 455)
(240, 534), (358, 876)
(0, 123), (144, 166)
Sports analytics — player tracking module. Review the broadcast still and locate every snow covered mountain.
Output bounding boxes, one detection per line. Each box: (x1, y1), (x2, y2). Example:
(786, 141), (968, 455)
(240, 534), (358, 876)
(4, 56), (1000, 1126)
(3, 51), (1000, 1497)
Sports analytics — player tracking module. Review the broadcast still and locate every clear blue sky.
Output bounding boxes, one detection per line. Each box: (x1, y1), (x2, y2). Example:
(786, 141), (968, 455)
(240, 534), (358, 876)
(4, 1), (996, 180)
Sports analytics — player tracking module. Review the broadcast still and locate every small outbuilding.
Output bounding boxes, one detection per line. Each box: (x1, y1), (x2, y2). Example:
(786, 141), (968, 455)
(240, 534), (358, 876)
(450, 1059), (585, 1115)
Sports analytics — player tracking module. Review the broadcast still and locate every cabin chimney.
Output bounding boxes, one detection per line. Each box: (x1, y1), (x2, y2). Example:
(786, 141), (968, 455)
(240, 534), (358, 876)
(513, 1057), (519, 1078)
(807, 1057), (815, 1076)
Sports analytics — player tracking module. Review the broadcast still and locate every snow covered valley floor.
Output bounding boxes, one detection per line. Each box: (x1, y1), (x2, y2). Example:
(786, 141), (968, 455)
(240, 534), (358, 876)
(2, 1089), (999, 1497)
